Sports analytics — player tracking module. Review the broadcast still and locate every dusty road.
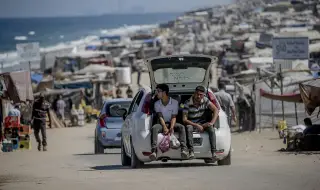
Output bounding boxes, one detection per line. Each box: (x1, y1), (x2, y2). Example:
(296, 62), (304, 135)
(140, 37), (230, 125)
(1, 125), (320, 190)
(1, 71), (320, 190)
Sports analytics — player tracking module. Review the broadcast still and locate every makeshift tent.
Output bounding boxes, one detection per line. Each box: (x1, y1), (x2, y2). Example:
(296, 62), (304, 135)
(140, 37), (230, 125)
(259, 78), (320, 116)
(299, 79), (320, 115)
(0, 71), (34, 103)
(75, 64), (115, 75)
(260, 89), (302, 103)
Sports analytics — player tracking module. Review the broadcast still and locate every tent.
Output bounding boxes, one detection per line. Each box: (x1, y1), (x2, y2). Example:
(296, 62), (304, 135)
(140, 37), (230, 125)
(0, 70), (34, 103)
(260, 78), (320, 115)
(75, 64), (115, 75)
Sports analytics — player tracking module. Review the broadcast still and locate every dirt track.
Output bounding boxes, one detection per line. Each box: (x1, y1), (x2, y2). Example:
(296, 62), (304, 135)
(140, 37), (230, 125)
(1, 72), (320, 190)
(0, 125), (320, 190)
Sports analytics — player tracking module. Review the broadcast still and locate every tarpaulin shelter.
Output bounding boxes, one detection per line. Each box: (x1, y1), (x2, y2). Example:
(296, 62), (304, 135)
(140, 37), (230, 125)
(259, 78), (320, 116)
(299, 79), (320, 115)
(0, 70), (34, 103)
(260, 89), (302, 103)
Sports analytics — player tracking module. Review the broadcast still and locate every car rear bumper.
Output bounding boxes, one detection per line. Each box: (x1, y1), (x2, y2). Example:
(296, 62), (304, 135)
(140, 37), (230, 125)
(97, 128), (122, 148)
(132, 130), (230, 162)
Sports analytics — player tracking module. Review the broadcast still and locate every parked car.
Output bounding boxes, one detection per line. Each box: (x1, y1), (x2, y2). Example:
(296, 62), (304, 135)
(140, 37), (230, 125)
(94, 98), (132, 154)
(118, 55), (232, 168)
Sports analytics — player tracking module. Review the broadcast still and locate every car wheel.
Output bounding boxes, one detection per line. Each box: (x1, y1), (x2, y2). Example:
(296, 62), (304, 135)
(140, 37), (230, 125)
(130, 138), (144, 169)
(217, 150), (231, 166)
(121, 139), (131, 166)
(94, 132), (104, 154)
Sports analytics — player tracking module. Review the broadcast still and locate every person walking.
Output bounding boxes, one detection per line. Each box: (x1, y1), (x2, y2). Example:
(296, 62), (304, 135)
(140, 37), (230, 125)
(32, 93), (51, 151)
(214, 83), (237, 126)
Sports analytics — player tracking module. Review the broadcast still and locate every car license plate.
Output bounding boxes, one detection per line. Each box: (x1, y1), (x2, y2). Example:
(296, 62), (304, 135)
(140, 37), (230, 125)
(115, 137), (121, 141)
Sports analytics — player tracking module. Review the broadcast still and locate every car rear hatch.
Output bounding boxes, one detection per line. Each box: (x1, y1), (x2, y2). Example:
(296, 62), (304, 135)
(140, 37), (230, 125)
(146, 55), (217, 92)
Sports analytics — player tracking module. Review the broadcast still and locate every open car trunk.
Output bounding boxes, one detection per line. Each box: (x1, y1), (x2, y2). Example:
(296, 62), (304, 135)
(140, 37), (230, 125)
(146, 55), (217, 92)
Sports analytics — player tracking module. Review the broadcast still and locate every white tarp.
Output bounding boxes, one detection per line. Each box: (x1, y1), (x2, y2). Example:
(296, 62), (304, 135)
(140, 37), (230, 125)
(76, 64), (115, 74)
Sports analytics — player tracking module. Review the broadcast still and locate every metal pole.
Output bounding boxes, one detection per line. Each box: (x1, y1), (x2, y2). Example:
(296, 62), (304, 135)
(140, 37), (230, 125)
(257, 68), (261, 133)
(279, 64), (285, 121)
(271, 78), (275, 130)
(294, 102), (298, 125)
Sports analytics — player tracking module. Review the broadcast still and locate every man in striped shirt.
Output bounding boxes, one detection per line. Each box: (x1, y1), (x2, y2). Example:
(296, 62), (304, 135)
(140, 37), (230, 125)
(182, 86), (219, 159)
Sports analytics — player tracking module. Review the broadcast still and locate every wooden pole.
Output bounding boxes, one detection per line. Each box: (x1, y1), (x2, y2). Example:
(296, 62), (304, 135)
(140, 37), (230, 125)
(294, 102), (298, 125)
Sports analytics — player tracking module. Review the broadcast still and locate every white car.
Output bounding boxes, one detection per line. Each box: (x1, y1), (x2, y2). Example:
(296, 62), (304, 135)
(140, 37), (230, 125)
(118, 55), (232, 168)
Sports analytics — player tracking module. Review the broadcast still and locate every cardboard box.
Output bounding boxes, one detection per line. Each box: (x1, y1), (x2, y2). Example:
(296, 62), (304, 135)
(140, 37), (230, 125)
(19, 140), (31, 150)
(19, 125), (32, 135)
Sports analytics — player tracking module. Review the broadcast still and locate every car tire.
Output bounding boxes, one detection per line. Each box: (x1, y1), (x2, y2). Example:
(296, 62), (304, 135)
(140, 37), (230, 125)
(130, 139), (144, 169)
(217, 150), (231, 166)
(121, 140), (131, 166)
(94, 132), (104, 154)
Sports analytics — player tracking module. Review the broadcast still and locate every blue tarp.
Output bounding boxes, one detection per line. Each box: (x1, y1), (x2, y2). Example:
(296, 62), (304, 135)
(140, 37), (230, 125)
(85, 45), (98, 50)
(143, 38), (159, 44)
(286, 23), (307, 27)
(54, 81), (93, 89)
(31, 73), (43, 84)
(99, 35), (121, 41)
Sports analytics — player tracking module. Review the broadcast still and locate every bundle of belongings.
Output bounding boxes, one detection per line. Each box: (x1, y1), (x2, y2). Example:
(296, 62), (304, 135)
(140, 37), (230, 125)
(286, 118), (320, 151)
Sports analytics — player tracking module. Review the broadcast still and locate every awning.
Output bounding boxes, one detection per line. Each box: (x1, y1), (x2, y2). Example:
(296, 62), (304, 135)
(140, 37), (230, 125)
(299, 79), (320, 115)
(259, 89), (302, 103)
(0, 71), (34, 103)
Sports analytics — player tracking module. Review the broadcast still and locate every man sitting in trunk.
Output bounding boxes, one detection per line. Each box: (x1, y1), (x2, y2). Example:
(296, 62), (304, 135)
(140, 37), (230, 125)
(183, 86), (219, 159)
(149, 84), (188, 161)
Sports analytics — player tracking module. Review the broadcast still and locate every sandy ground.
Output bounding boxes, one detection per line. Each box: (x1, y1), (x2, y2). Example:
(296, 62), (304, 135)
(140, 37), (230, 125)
(1, 125), (320, 190)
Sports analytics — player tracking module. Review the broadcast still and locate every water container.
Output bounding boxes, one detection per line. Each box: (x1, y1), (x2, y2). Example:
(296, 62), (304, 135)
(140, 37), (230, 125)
(78, 106), (85, 127)
(115, 67), (131, 85)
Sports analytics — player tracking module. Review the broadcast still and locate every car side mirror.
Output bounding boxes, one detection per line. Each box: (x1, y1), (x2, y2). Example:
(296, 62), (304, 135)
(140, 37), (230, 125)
(116, 108), (127, 120)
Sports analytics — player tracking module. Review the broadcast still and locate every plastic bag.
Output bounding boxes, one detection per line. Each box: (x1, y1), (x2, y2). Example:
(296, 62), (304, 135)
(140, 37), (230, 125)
(170, 135), (180, 149)
(159, 135), (170, 153)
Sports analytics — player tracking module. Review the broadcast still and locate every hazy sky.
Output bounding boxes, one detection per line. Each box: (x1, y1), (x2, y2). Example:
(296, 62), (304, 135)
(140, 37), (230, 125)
(0, 0), (231, 18)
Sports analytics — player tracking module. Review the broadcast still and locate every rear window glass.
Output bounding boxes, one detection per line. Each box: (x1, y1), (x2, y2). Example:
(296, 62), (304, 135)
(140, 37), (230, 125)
(106, 102), (131, 117)
(154, 67), (206, 83)
(151, 61), (210, 84)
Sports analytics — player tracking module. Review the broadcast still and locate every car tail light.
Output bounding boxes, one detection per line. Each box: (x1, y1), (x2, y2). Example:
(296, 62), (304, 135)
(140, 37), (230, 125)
(141, 93), (152, 115)
(99, 114), (108, 128)
(208, 91), (221, 110)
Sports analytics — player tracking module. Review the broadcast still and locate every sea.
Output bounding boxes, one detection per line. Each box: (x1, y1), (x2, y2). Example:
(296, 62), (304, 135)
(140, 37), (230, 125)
(0, 12), (180, 55)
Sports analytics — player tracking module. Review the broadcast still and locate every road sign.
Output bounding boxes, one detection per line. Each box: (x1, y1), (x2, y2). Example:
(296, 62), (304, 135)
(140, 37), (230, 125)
(16, 42), (40, 62)
(272, 37), (309, 60)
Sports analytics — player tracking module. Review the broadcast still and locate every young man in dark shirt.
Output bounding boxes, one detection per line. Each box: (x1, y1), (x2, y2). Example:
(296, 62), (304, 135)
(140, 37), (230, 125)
(32, 93), (51, 151)
(183, 86), (219, 159)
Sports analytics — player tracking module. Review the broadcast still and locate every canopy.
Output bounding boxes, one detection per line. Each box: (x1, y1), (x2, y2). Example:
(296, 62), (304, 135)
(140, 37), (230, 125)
(260, 78), (320, 115)
(260, 89), (302, 103)
(299, 79), (320, 115)
(75, 64), (115, 75)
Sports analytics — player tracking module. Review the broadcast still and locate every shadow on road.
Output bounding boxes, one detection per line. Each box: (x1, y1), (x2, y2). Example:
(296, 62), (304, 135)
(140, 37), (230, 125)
(73, 152), (120, 156)
(87, 162), (216, 171)
(277, 149), (320, 155)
